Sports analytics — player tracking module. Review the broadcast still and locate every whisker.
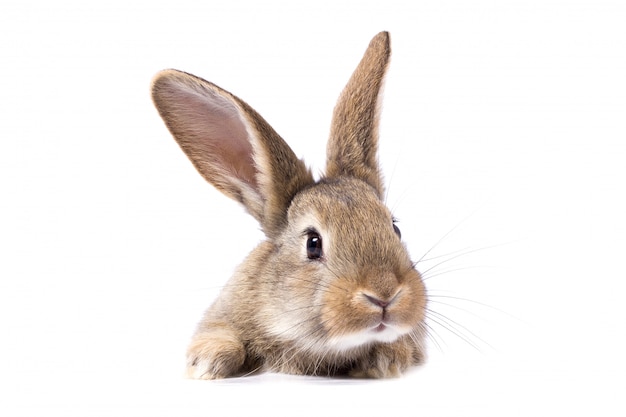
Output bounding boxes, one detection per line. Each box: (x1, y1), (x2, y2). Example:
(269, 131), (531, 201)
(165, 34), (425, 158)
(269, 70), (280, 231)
(407, 324), (430, 356)
(415, 208), (481, 265)
(321, 263), (351, 294)
(271, 311), (325, 340)
(418, 243), (509, 277)
(418, 240), (517, 265)
(417, 246), (473, 263)
(428, 293), (519, 320)
(427, 298), (489, 322)
(273, 295), (361, 376)
(425, 313), (481, 352)
(422, 265), (494, 281)
(421, 320), (446, 353)
(426, 308), (493, 352)
(418, 246), (495, 274)
(277, 320), (329, 373)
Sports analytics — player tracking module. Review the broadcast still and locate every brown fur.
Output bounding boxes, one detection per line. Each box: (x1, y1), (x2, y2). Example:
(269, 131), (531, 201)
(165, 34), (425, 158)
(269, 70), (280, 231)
(151, 32), (427, 379)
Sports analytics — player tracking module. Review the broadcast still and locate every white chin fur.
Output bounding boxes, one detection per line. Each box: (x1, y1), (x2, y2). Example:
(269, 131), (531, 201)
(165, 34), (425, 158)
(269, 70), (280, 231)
(327, 325), (405, 352)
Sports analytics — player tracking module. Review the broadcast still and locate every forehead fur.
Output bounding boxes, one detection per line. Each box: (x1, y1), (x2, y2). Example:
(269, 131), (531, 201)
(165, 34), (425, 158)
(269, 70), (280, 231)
(288, 177), (409, 271)
(291, 177), (388, 222)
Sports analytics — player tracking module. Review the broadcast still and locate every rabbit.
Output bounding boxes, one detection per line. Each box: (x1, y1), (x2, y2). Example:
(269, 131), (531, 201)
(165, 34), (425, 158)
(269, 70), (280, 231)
(151, 31), (427, 379)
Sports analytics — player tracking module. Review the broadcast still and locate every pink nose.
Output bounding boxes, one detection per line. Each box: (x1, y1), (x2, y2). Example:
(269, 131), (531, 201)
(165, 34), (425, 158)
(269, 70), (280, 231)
(364, 294), (390, 308)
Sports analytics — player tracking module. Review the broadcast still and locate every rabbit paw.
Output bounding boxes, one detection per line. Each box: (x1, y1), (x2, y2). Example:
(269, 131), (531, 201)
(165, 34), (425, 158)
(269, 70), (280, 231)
(186, 328), (246, 380)
(349, 338), (422, 379)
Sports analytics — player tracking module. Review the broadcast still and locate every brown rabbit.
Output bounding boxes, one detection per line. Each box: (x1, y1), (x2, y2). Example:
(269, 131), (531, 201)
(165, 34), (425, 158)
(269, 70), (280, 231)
(151, 32), (427, 379)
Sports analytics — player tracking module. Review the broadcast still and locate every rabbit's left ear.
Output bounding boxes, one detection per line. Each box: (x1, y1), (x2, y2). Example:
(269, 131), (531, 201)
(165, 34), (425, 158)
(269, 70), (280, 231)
(325, 31), (391, 199)
(151, 70), (315, 238)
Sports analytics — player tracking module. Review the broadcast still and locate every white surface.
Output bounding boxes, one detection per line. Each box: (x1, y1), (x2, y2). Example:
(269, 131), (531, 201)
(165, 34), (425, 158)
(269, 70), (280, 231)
(1, 1), (625, 415)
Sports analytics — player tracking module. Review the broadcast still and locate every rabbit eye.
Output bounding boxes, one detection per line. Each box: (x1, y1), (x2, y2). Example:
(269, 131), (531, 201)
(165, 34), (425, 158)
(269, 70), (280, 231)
(306, 231), (323, 260)
(393, 222), (401, 239)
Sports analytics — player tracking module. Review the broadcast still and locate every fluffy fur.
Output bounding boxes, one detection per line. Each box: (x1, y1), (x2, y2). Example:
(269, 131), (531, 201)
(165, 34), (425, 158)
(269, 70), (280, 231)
(151, 32), (427, 379)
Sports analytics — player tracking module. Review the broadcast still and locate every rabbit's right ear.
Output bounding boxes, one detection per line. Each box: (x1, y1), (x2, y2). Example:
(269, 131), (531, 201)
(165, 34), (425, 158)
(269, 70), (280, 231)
(151, 70), (314, 238)
(325, 31), (391, 200)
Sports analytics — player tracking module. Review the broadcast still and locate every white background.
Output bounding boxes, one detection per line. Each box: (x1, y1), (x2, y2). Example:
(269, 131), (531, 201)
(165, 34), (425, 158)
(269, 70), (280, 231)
(1, 0), (625, 415)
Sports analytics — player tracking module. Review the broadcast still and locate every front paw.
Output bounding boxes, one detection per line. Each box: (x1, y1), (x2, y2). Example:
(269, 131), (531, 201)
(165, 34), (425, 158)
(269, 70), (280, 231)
(186, 328), (245, 380)
(349, 338), (422, 378)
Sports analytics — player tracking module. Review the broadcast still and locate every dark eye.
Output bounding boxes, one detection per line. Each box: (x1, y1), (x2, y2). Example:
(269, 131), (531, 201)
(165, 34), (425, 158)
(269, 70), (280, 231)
(393, 222), (401, 239)
(306, 231), (323, 260)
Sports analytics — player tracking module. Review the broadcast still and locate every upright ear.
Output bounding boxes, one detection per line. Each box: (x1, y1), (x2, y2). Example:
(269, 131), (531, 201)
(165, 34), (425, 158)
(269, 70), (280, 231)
(325, 31), (391, 199)
(151, 69), (315, 238)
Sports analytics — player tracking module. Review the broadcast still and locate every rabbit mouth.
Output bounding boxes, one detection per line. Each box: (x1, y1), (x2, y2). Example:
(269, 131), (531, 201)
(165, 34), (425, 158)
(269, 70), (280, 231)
(372, 323), (388, 332)
(365, 323), (404, 343)
(368, 321), (401, 338)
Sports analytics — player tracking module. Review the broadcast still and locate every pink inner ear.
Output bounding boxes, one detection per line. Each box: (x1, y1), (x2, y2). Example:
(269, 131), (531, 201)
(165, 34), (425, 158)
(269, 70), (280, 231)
(166, 79), (258, 189)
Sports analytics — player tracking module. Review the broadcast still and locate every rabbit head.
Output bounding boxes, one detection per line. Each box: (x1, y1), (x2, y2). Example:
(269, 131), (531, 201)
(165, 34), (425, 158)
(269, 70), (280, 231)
(151, 32), (427, 378)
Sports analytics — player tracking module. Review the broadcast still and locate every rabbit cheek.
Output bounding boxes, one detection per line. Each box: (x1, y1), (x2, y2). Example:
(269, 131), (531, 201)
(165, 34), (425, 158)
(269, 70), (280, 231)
(403, 288), (427, 326)
(398, 270), (428, 325)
